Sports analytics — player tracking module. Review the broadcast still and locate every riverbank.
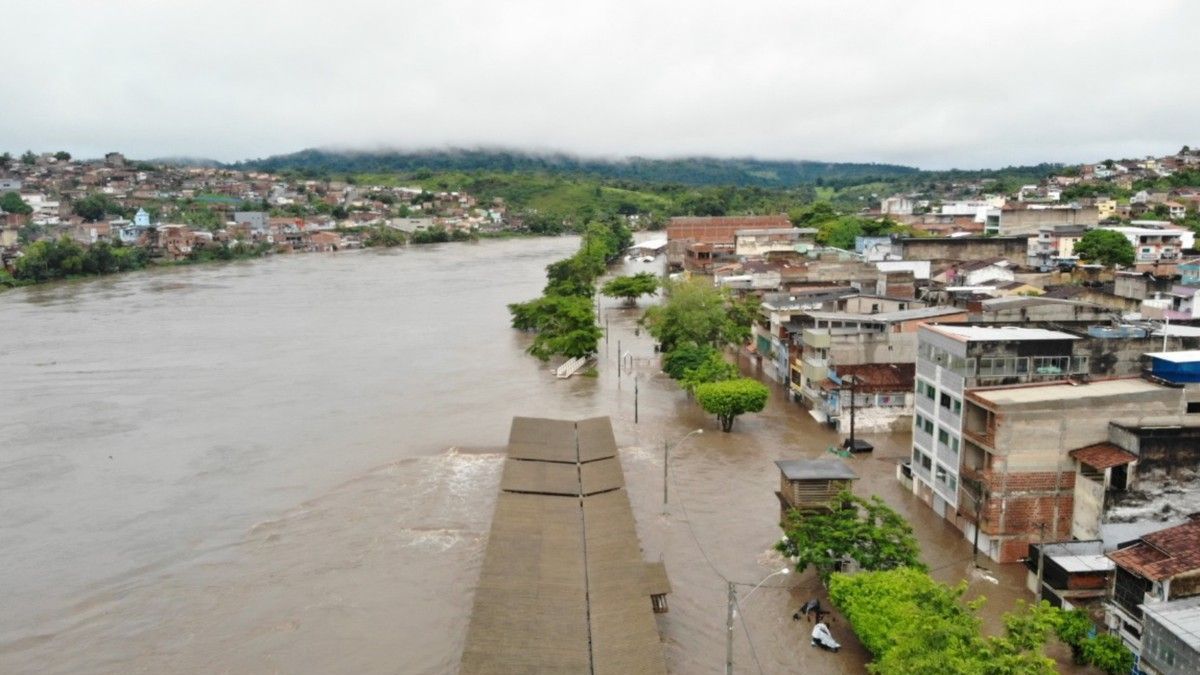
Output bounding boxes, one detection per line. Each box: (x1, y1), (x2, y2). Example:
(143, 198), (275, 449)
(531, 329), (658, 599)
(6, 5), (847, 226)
(0, 228), (577, 293)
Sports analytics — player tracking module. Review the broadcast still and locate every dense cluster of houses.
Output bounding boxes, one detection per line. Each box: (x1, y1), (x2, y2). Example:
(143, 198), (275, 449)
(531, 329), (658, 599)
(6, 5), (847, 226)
(0, 151), (510, 268)
(667, 169), (1200, 671)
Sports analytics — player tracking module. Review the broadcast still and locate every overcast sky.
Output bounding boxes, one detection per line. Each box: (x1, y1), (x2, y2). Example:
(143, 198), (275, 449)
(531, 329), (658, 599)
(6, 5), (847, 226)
(3, 1), (1197, 169)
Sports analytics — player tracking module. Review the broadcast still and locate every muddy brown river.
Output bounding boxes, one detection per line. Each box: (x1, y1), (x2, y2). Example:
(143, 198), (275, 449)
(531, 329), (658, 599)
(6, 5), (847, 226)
(1, 236), (1058, 673)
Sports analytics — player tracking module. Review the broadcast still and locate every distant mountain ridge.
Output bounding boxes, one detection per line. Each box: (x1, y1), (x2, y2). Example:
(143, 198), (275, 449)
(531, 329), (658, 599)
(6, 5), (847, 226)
(234, 148), (922, 187)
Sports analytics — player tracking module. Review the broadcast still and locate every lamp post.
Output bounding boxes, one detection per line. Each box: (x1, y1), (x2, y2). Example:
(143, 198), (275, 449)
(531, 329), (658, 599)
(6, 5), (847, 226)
(663, 429), (703, 514)
(727, 567), (790, 675)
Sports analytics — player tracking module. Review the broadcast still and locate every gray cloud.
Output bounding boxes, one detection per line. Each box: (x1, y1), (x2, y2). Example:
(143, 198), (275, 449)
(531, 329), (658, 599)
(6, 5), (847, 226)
(3, 0), (1197, 168)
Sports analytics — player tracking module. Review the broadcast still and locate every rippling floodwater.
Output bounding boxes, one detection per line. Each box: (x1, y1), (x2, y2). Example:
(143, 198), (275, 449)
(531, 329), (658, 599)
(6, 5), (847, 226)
(1, 237), (1053, 674)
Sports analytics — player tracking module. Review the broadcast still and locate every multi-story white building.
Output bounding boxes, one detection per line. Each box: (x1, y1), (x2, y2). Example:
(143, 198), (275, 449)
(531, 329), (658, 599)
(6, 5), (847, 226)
(909, 325), (1085, 526)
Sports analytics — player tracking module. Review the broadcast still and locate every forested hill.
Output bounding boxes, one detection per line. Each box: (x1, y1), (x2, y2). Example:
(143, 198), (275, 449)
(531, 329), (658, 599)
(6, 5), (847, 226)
(234, 148), (920, 187)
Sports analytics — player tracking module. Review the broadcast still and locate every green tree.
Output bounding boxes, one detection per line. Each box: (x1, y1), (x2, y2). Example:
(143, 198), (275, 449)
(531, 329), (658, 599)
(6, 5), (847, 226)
(508, 294), (602, 360)
(661, 342), (719, 379)
(1074, 229), (1135, 267)
(53, 151), (71, 161)
(828, 569), (1058, 675)
(20, 150), (36, 165)
(600, 272), (659, 305)
(364, 226), (406, 247)
(679, 350), (738, 392)
(1080, 634), (1134, 675)
(789, 200), (837, 226)
(0, 191), (33, 215)
(13, 237), (86, 281)
(643, 278), (742, 352)
(694, 378), (768, 432)
(777, 491), (925, 581)
(73, 194), (119, 222)
(0, 152), (11, 165)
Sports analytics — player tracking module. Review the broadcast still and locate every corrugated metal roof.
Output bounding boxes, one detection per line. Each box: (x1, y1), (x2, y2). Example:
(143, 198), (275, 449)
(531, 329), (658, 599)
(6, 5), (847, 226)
(507, 417), (578, 463)
(581, 457), (625, 495)
(927, 324), (1079, 342)
(461, 417), (667, 675)
(500, 459), (581, 495)
(775, 458), (858, 481)
(1141, 595), (1200, 650)
(1146, 349), (1200, 363)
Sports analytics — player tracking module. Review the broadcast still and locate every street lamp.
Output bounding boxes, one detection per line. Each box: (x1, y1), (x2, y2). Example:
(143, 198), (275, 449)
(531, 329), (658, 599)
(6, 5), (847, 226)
(738, 566), (790, 608)
(663, 429), (703, 513)
(727, 567), (790, 675)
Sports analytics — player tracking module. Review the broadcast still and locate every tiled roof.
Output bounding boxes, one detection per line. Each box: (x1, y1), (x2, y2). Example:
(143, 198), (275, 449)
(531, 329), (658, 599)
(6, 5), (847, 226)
(821, 363), (915, 393)
(1108, 518), (1200, 581)
(1070, 443), (1138, 470)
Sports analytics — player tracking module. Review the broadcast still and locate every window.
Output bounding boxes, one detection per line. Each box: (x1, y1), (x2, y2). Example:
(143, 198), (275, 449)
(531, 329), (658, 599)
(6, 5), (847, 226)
(935, 464), (947, 483)
(938, 427), (950, 445)
(948, 475), (957, 492)
(940, 392), (951, 409)
(950, 437), (959, 455)
(915, 414), (924, 431)
(924, 418), (934, 434)
(921, 453), (932, 471)
(953, 398), (962, 415)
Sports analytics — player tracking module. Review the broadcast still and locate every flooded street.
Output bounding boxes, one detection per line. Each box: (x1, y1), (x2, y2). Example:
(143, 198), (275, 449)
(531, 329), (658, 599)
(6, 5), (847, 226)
(2, 237), (1045, 674)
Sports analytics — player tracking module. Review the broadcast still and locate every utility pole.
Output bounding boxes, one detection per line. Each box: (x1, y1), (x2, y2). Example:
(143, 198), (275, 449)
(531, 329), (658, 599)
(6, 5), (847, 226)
(848, 375), (857, 450)
(972, 480), (983, 567)
(662, 440), (669, 513)
(617, 339), (621, 382)
(634, 378), (639, 424)
(726, 581), (736, 675)
(1035, 521), (1048, 602)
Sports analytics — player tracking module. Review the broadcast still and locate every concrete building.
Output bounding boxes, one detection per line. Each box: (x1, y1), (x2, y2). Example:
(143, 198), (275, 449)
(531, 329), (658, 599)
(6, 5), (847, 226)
(794, 306), (967, 429)
(1139, 596), (1200, 675)
(910, 325), (1083, 543)
(880, 195), (914, 216)
(958, 379), (1184, 563)
(995, 205), (1099, 236)
(232, 210), (268, 233)
(891, 235), (1031, 267)
(908, 323), (1182, 561)
(666, 215), (790, 270)
(1100, 226), (1187, 263)
(1028, 224), (1087, 270)
(1025, 540), (1114, 610)
(733, 227), (817, 257)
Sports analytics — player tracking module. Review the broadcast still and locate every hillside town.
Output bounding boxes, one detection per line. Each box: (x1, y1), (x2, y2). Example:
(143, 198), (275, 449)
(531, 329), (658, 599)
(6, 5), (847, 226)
(0, 150), (510, 274)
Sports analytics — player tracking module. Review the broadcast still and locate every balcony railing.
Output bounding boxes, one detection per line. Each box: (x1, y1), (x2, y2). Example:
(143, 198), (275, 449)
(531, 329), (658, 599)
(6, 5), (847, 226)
(802, 328), (831, 349)
(962, 428), (996, 450)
